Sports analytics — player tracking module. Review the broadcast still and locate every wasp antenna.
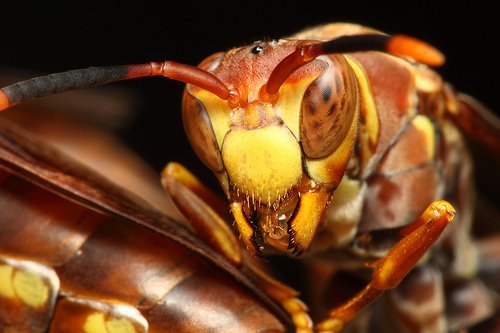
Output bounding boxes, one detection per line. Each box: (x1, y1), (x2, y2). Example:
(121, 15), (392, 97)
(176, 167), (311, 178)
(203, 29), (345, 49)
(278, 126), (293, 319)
(0, 61), (230, 112)
(0, 65), (129, 111)
(312, 34), (444, 66)
(145, 61), (231, 100)
(387, 35), (445, 67)
(265, 34), (444, 96)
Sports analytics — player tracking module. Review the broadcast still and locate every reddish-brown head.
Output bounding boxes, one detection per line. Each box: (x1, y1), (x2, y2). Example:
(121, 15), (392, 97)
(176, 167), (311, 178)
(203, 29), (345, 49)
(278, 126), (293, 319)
(182, 39), (361, 255)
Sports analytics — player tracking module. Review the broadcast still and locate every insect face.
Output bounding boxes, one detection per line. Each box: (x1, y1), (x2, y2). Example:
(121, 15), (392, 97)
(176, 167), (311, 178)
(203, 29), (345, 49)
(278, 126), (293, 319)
(182, 39), (360, 255)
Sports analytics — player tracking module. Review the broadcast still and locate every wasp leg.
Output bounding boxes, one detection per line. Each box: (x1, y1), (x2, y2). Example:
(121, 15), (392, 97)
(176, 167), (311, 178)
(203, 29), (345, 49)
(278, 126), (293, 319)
(316, 200), (455, 333)
(161, 162), (313, 332)
(161, 162), (241, 265)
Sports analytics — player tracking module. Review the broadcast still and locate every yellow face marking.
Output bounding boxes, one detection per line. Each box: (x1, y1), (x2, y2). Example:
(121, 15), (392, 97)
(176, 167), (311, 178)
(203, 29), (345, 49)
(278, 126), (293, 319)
(288, 188), (332, 252)
(190, 88), (231, 150)
(231, 201), (256, 253)
(222, 125), (302, 204)
(12, 270), (49, 308)
(412, 115), (436, 159)
(276, 78), (320, 139)
(0, 264), (15, 299)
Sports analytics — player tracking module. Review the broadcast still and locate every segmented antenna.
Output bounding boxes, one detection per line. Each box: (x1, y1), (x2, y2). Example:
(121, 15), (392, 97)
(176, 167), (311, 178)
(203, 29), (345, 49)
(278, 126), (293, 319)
(0, 61), (230, 111)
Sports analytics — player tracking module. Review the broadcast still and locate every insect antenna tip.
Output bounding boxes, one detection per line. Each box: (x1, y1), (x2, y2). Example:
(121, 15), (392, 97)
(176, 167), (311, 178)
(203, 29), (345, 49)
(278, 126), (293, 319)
(388, 35), (446, 67)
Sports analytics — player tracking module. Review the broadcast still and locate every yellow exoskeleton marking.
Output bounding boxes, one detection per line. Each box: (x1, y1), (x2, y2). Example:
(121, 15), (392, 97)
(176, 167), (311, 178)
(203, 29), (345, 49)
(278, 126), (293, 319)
(12, 270), (49, 308)
(189, 88), (231, 150)
(222, 125), (302, 204)
(412, 115), (436, 159)
(84, 313), (109, 333)
(277, 79), (322, 140)
(344, 55), (380, 172)
(0, 260), (56, 309)
(84, 313), (139, 333)
(0, 264), (16, 299)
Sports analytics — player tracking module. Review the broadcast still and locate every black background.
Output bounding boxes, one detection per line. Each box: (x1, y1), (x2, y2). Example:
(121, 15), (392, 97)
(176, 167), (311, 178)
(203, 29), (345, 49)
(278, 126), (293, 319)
(1, 1), (498, 186)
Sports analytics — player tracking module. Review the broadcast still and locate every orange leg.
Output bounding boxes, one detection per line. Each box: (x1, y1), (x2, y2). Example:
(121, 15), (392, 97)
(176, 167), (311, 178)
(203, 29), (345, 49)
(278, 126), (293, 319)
(161, 162), (241, 265)
(161, 162), (313, 332)
(316, 200), (455, 333)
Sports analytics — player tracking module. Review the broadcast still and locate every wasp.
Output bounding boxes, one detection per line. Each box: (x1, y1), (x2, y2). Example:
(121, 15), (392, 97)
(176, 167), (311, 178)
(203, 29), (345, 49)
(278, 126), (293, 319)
(1, 23), (498, 332)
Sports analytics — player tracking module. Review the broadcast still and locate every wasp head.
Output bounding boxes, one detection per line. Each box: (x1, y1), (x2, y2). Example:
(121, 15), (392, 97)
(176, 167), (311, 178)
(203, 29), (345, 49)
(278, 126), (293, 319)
(182, 39), (360, 255)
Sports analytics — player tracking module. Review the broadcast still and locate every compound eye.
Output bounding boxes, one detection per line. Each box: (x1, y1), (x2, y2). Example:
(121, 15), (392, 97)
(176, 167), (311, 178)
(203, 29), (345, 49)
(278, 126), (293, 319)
(182, 92), (223, 172)
(300, 55), (359, 159)
(181, 52), (225, 172)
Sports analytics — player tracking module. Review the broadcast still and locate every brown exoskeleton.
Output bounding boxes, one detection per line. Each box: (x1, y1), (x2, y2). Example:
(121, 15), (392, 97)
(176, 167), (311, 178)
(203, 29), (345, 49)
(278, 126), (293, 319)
(1, 23), (499, 332)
